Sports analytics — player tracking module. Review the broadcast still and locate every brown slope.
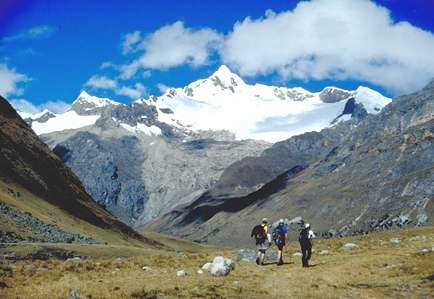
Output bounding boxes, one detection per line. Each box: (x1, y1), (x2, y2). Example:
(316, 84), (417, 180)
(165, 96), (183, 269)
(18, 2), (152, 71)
(0, 95), (152, 244)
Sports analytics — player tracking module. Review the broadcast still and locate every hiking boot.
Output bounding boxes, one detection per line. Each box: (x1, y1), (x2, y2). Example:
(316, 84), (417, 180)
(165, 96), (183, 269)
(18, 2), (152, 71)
(277, 259), (283, 266)
(256, 257), (260, 265)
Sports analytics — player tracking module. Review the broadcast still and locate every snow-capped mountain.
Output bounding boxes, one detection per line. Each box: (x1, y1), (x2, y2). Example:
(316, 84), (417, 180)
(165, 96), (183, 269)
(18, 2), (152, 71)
(153, 65), (391, 141)
(19, 65), (391, 142)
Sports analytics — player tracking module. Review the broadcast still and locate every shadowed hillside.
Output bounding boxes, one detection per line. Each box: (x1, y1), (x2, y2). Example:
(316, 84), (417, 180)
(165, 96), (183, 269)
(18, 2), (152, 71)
(0, 95), (152, 245)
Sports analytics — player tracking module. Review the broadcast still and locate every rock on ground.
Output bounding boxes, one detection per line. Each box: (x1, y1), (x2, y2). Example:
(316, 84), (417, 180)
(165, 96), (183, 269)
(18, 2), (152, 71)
(202, 256), (235, 277)
(342, 243), (358, 250)
(201, 262), (212, 271)
(390, 238), (401, 244)
(68, 290), (80, 299)
(176, 270), (186, 277)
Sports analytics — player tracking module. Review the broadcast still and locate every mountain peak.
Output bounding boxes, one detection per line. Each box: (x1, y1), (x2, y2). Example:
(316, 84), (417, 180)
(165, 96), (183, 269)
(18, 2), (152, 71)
(78, 90), (91, 98)
(212, 65), (233, 77)
(73, 90), (120, 107)
(209, 64), (245, 87)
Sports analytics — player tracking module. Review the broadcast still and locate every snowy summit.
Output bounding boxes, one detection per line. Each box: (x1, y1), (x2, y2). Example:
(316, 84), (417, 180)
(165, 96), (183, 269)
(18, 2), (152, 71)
(19, 65), (391, 142)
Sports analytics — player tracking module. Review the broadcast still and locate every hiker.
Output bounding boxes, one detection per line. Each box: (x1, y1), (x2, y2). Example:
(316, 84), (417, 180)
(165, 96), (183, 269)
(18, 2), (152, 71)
(251, 218), (272, 265)
(299, 223), (316, 267)
(273, 219), (288, 266)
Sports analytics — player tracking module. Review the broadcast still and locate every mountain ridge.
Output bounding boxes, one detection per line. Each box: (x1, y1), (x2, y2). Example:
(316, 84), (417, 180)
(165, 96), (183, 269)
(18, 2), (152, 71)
(9, 66), (394, 229)
(19, 65), (391, 142)
(148, 80), (434, 246)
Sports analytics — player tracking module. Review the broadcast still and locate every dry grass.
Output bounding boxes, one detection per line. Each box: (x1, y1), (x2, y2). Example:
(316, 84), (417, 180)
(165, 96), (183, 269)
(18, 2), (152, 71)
(1, 227), (433, 298)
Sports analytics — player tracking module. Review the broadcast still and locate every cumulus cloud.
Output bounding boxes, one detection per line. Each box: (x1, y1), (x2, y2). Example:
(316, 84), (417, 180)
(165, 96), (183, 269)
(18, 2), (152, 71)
(10, 99), (70, 114)
(142, 70), (152, 78)
(122, 31), (142, 54)
(220, 0), (434, 94)
(156, 83), (170, 93)
(85, 75), (118, 89)
(42, 100), (71, 113)
(84, 75), (147, 99)
(2, 25), (57, 43)
(117, 83), (146, 99)
(100, 61), (117, 69)
(119, 21), (222, 79)
(0, 64), (31, 97)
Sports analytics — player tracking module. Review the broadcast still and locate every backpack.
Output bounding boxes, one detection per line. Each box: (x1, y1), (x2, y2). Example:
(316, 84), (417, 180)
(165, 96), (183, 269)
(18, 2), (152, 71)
(272, 226), (285, 245)
(251, 224), (267, 244)
(299, 227), (309, 242)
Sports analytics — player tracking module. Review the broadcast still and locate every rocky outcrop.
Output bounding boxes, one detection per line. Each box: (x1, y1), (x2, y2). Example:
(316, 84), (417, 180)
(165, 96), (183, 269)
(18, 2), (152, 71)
(319, 87), (353, 103)
(0, 203), (100, 244)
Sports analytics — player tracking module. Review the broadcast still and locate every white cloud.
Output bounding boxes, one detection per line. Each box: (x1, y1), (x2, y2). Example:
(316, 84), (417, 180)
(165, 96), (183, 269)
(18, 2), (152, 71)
(119, 21), (222, 79)
(100, 61), (117, 69)
(0, 64), (31, 98)
(117, 83), (147, 99)
(122, 31), (142, 55)
(84, 75), (118, 89)
(220, 0), (434, 94)
(142, 70), (152, 78)
(156, 83), (169, 93)
(84, 75), (147, 99)
(9, 99), (39, 114)
(2, 25), (57, 43)
(42, 100), (71, 113)
(10, 99), (70, 114)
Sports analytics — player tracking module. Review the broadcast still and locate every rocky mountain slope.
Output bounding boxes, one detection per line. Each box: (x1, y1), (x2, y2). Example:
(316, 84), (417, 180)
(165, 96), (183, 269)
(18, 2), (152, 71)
(150, 81), (434, 247)
(17, 66), (391, 228)
(0, 95), (150, 245)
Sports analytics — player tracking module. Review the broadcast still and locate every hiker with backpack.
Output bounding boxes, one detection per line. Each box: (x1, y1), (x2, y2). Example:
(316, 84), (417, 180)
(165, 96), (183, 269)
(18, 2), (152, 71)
(298, 223), (316, 267)
(272, 219), (288, 266)
(251, 218), (272, 265)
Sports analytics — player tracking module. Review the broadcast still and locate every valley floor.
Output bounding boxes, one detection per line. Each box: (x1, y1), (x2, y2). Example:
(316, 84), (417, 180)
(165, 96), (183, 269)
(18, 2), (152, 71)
(0, 227), (433, 299)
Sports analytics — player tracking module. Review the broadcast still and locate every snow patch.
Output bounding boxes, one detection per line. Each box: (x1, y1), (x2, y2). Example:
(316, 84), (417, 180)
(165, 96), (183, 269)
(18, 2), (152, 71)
(31, 111), (100, 135)
(354, 86), (391, 114)
(120, 123), (162, 136)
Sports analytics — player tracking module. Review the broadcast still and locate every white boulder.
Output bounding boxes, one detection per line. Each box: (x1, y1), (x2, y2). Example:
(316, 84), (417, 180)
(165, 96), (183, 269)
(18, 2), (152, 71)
(201, 262), (212, 271)
(203, 256), (235, 277)
(342, 243), (358, 250)
(390, 238), (401, 244)
(176, 270), (186, 277)
(210, 256), (234, 276)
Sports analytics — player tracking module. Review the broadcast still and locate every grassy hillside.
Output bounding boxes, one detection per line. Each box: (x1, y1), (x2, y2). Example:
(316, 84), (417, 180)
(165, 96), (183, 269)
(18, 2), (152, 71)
(0, 95), (148, 242)
(1, 226), (432, 298)
(0, 181), (151, 248)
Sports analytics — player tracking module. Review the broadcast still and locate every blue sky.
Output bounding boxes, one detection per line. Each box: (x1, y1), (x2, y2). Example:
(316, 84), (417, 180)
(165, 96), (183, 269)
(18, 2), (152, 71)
(1, 0), (433, 113)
